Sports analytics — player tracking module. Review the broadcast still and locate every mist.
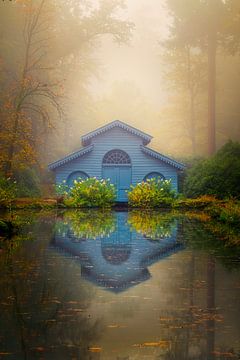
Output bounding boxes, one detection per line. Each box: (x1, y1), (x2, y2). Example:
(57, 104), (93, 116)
(1, 0), (240, 173)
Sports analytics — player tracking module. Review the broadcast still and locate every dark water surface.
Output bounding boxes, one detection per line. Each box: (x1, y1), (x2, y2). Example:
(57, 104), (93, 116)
(0, 210), (240, 360)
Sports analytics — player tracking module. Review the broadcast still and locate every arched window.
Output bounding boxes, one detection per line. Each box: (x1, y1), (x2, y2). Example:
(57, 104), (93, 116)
(101, 244), (131, 265)
(103, 149), (131, 165)
(67, 171), (89, 187)
(143, 172), (165, 182)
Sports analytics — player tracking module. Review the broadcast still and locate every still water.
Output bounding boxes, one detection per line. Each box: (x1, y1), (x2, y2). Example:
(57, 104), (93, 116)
(0, 210), (239, 360)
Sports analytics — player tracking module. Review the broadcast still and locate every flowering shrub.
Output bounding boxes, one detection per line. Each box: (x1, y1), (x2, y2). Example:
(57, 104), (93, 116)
(128, 178), (177, 208)
(55, 180), (69, 197)
(65, 177), (116, 208)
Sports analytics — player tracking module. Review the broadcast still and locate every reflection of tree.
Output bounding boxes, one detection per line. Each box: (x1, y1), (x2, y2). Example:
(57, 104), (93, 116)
(183, 218), (240, 270)
(128, 211), (177, 240)
(206, 255), (215, 360)
(154, 252), (216, 360)
(0, 216), (103, 359)
(56, 210), (116, 240)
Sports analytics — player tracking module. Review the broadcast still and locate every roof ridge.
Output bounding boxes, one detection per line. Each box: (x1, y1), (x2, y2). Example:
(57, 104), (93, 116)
(48, 144), (94, 170)
(140, 145), (185, 170)
(81, 120), (152, 146)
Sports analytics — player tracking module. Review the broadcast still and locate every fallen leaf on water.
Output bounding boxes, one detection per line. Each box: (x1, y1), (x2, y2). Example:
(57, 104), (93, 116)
(67, 301), (78, 304)
(133, 340), (170, 348)
(107, 324), (126, 328)
(88, 347), (102, 353)
(0, 352), (13, 355)
(159, 317), (174, 322)
(33, 347), (45, 352)
(169, 325), (184, 329)
(212, 351), (237, 358)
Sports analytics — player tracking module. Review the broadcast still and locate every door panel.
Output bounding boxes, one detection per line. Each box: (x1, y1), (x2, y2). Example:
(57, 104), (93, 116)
(118, 166), (131, 201)
(102, 166), (117, 186)
(102, 166), (131, 202)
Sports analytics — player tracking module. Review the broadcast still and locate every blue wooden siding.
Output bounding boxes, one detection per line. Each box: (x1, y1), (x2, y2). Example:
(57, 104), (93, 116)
(54, 127), (179, 195)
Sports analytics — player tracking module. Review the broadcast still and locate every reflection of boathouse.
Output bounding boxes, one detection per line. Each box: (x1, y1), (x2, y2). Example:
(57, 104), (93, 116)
(52, 212), (183, 292)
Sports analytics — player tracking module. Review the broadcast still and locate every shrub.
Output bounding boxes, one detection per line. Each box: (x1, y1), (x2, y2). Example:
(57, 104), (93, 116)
(207, 200), (240, 227)
(55, 180), (69, 197)
(0, 175), (17, 208)
(184, 141), (240, 198)
(65, 177), (116, 208)
(14, 168), (41, 197)
(128, 178), (177, 208)
(175, 195), (218, 209)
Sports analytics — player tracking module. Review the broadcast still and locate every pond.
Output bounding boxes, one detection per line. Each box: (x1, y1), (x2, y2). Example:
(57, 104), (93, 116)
(0, 210), (240, 360)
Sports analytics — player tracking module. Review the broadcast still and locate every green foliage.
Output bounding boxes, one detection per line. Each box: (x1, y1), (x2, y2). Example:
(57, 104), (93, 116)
(128, 178), (177, 208)
(0, 220), (12, 236)
(65, 177), (116, 208)
(0, 169), (42, 206)
(14, 168), (41, 198)
(184, 141), (240, 198)
(0, 175), (17, 208)
(55, 180), (69, 197)
(175, 195), (218, 209)
(0, 211), (36, 254)
(207, 200), (240, 228)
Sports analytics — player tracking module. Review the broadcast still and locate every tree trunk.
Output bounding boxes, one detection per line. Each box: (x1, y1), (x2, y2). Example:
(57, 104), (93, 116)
(4, 112), (20, 176)
(187, 47), (197, 156)
(190, 90), (197, 155)
(207, 9), (217, 155)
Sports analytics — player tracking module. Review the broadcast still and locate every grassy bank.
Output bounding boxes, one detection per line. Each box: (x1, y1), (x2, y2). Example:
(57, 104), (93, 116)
(181, 198), (240, 246)
(0, 196), (239, 246)
(0, 194), (239, 217)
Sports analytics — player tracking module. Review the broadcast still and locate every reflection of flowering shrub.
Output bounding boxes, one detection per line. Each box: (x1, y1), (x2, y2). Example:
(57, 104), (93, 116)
(65, 178), (116, 208)
(128, 211), (177, 240)
(128, 178), (177, 208)
(56, 210), (116, 239)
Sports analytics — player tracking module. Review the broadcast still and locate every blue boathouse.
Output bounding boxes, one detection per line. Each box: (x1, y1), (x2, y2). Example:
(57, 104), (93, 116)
(48, 120), (185, 201)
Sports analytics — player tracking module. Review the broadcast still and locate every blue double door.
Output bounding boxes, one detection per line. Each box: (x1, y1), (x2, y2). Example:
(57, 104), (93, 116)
(102, 166), (132, 202)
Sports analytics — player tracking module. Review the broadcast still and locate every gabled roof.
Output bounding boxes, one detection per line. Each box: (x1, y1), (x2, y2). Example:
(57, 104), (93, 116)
(81, 120), (152, 146)
(140, 145), (185, 170)
(48, 144), (94, 170)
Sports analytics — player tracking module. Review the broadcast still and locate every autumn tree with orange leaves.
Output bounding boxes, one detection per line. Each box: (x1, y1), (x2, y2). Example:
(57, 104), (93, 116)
(0, 0), (63, 176)
(0, 0), (133, 182)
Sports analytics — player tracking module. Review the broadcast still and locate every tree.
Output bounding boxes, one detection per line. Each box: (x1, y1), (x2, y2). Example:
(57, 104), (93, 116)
(48, 0), (134, 157)
(0, 0), (63, 175)
(0, 0), (134, 176)
(161, 45), (207, 155)
(164, 0), (240, 155)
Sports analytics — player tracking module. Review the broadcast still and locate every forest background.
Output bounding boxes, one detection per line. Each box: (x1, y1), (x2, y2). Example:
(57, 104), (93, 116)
(0, 0), (240, 197)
